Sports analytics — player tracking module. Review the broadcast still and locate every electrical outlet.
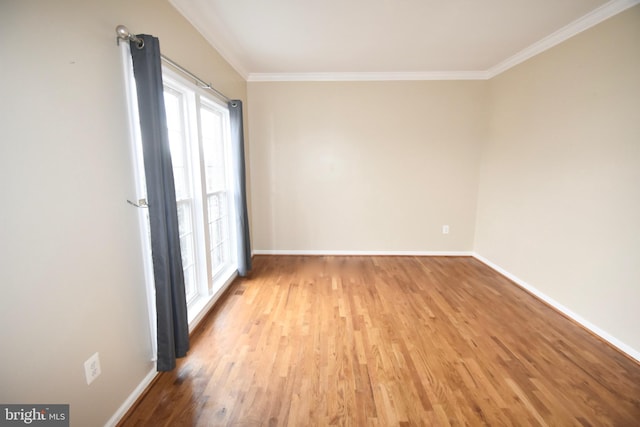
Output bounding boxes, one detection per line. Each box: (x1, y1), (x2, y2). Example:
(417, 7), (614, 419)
(442, 225), (450, 234)
(84, 352), (101, 385)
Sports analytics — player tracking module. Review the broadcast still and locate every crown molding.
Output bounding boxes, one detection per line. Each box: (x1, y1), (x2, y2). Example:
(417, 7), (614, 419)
(486, 0), (640, 78)
(173, 0), (638, 83)
(246, 0), (638, 82)
(168, 0), (249, 80)
(247, 71), (490, 82)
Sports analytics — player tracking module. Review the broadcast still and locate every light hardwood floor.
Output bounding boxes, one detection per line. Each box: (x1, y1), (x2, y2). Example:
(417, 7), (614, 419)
(119, 256), (640, 426)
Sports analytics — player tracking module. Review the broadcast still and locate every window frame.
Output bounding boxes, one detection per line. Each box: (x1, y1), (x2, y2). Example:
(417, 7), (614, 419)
(161, 66), (238, 323)
(197, 97), (238, 282)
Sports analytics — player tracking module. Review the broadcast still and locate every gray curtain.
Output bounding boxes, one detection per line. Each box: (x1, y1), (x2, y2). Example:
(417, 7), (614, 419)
(130, 35), (189, 371)
(228, 101), (252, 276)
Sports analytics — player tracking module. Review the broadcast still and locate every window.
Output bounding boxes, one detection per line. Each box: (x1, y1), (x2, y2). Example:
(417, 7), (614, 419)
(163, 86), (200, 304)
(200, 104), (233, 276)
(162, 68), (238, 320)
(122, 40), (239, 346)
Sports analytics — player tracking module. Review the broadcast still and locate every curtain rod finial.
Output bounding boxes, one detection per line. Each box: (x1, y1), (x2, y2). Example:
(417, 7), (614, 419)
(116, 25), (130, 39)
(116, 25), (144, 49)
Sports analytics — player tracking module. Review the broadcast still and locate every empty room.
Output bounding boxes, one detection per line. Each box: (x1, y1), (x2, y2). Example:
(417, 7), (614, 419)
(1, 0), (639, 426)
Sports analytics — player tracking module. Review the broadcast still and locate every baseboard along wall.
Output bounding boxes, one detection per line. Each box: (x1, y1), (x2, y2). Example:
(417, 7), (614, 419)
(471, 252), (640, 363)
(105, 368), (158, 427)
(252, 249), (474, 256)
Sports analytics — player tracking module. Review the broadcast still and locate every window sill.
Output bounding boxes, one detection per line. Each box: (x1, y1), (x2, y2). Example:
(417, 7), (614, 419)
(187, 267), (238, 332)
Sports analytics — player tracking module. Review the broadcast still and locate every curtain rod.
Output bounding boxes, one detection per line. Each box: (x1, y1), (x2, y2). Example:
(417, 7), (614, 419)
(115, 25), (232, 103)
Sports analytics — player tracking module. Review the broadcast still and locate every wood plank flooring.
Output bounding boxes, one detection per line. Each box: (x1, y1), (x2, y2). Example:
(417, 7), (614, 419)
(119, 256), (640, 426)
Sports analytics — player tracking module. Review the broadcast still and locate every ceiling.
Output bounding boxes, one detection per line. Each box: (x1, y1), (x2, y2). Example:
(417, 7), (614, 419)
(168, 0), (634, 80)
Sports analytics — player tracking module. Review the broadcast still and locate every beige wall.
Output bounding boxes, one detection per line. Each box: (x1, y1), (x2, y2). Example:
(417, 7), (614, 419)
(0, 1), (245, 425)
(474, 6), (640, 351)
(248, 81), (487, 252)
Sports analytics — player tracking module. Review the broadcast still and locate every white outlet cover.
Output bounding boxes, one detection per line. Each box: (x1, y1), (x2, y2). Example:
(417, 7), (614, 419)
(442, 225), (450, 234)
(84, 352), (101, 385)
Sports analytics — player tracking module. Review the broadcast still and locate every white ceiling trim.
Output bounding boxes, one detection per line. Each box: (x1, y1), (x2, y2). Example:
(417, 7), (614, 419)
(486, 0), (640, 78)
(170, 0), (638, 82)
(168, 0), (249, 79)
(247, 71), (491, 82)
(246, 0), (638, 82)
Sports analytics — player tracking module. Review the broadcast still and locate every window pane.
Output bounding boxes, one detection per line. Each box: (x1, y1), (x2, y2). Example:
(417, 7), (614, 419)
(211, 245), (224, 272)
(168, 129), (184, 167)
(213, 219), (224, 245)
(173, 167), (188, 200)
(179, 233), (194, 267)
(176, 202), (192, 236)
(164, 91), (181, 131)
(200, 107), (226, 193)
(164, 89), (190, 200)
(219, 193), (227, 219)
(165, 93), (185, 167)
(207, 193), (221, 220)
(184, 265), (197, 302)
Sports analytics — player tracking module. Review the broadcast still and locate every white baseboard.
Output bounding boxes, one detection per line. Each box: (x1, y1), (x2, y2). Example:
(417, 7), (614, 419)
(104, 367), (158, 427)
(472, 252), (640, 363)
(106, 272), (239, 427)
(252, 249), (473, 256)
